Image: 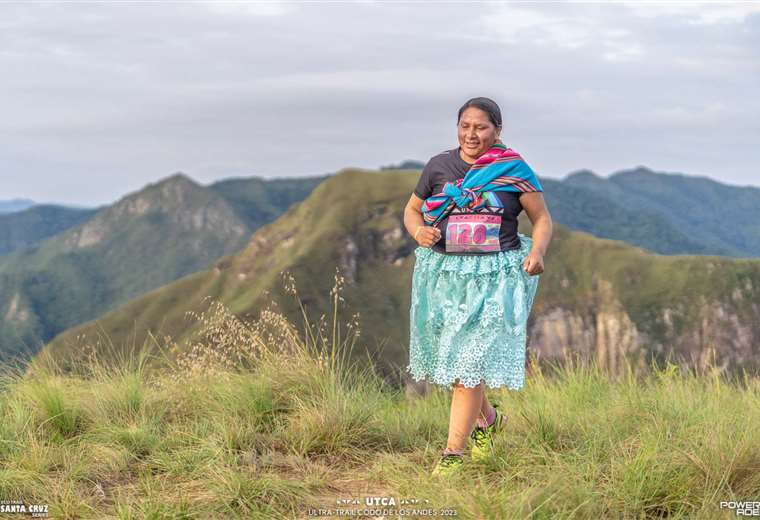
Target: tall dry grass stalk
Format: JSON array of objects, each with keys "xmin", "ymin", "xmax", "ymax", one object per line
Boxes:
[{"xmin": 157, "ymin": 266, "xmax": 367, "ymax": 387}]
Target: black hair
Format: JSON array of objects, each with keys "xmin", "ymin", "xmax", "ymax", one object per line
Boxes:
[{"xmin": 457, "ymin": 97, "xmax": 502, "ymax": 129}]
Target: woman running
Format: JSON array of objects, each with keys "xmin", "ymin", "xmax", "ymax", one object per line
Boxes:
[{"xmin": 403, "ymin": 97, "xmax": 553, "ymax": 476}]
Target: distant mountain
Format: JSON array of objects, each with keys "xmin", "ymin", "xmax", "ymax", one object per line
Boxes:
[
  {"xmin": 41, "ymin": 168, "xmax": 760, "ymax": 385},
  {"xmin": 0, "ymin": 172, "xmax": 327, "ymax": 361},
  {"xmin": 540, "ymin": 177, "xmax": 729, "ymax": 257},
  {"xmin": 0, "ymin": 205, "xmax": 100, "ymax": 256},
  {"xmin": 209, "ymin": 175, "xmax": 328, "ymax": 230},
  {"xmin": 561, "ymin": 167, "xmax": 760, "ymax": 257},
  {"xmin": 0, "ymin": 199, "xmax": 35, "ymax": 214},
  {"xmin": 380, "ymin": 160, "xmax": 425, "ymax": 170}
]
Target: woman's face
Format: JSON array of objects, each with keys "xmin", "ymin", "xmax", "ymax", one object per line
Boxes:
[{"xmin": 457, "ymin": 107, "xmax": 501, "ymax": 159}]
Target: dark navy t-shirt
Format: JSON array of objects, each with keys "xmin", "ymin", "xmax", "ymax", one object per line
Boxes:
[{"xmin": 413, "ymin": 146, "xmax": 527, "ymax": 255}]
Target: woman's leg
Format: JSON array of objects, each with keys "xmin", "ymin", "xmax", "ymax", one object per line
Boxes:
[
  {"xmin": 445, "ymin": 379, "xmax": 485, "ymax": 452},
  {"xmin": 479, "ymin": 385, "xmax": 495, "ymax": 426}
]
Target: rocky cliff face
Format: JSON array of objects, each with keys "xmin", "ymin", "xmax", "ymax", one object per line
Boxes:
[{"xmin": 528, "ymin": 281, "xmax": 759, "ymax": 377}]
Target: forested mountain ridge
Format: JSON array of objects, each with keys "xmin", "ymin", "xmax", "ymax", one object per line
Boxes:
[
  {"xmin": 0, "ymin": 172, "xmax": 326, "ymax": 361},
  {"xmin": 40, "ymin": 167, "xmax": 760, "ymax": 386}
]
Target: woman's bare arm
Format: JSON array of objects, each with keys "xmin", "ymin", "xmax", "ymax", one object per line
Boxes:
[
  {"xmin": 404, "ymin": 194, "xmax": 425, "ymax": 237},
  {"xmin": 404, "ymin": 194, "xmax": 441, "ymax": 248},
  {"xmin": 519, "ymin": 192, "xmax": 553, "ymax": 256}
]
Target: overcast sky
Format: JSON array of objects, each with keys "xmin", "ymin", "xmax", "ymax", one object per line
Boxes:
[{"xmin": 1, "ymin": 1, "xmax": 758, "ymax": 206}]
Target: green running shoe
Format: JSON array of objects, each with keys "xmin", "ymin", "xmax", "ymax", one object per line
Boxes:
[
  {"xmin": 470, "ymin": 403, "xmax": 506, "ymax": 460},
  {"xmin": 431, "ymin": 452, "xmax": 465, "ymax": 477}
]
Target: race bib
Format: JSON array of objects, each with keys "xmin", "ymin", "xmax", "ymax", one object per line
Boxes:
[{"xmin": 445, "ymin": 213, "xmax": 501, "ymax": 253}]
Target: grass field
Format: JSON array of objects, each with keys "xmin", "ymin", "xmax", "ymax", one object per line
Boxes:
[{"xmin": 1, "ymin": 279, "xmax": 759, "ymax": 519}]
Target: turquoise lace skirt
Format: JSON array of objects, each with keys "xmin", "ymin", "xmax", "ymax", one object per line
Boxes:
[{"xmin": 406, "ymin": 232, "xmax": 540, "ymax": 390}]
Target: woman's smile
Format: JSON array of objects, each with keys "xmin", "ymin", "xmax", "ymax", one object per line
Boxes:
[{"xmin": 457, "ymin": 106, "xmax": 501, "ymax": 162}]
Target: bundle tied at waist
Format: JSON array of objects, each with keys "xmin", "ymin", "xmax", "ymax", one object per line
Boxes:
[{"xmin": 421, "ymin": 141, "xmax": 544, "ymax": 227}]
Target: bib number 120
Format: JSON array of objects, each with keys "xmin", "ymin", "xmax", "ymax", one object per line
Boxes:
[{"xmin": 445, "ymin": 214, "xmax": 501, "ymax": 253}]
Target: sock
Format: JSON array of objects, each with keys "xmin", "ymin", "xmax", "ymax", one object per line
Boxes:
[
  {"xmin": 442, "ymin": 447, "xmax": 464, "ymax": 456},
  {"xmin": 477, "ymin": 405, "xmax": 496, "ymax": 429}
]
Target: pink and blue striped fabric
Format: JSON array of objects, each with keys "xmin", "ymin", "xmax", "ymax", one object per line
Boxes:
[{"xmin": 421, "ymin": 141, "xmax": 543, "ymax": 226}]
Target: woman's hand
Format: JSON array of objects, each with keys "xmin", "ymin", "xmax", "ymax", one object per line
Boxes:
[
  {"xmin": 523, "ymin": 249, "xmax": 544, "ymax": 275},
  {"xmin": 414, "ymin": 225, "xmax": 442, "ymax": 248}
]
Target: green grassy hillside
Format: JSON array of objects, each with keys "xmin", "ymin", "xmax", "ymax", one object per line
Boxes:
[
  {"xmin": 41, "ymin": 167, "xmax": 760, "ymax": 384},
  {"xmin": 3, "ymin": 295, "xmax": 759, "ymax": 518}
]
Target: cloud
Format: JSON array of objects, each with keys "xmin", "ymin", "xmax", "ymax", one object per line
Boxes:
[
  {"xmin": 0, "ymin": 2, "xmax": 757, "ymax": 204},
  {"xmin": 198, "ymin": 1, "xmax": 294, "ymax": 17},
  {"xmin": 622, "ymin": 2, "xmax": 760, "ymax": 25},
  {"xmin": 478, "ymin": 3, "xmax": 647, "ymax": 61}
]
